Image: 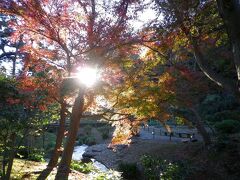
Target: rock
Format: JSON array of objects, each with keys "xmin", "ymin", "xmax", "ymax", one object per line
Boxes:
[
  {"xmin": 191, "ymin": 139, "xmax": 198, "ymax": 142},
  {"xmin": 116, "ymin": 158, "xmax": 122, "ymax": 163},
  {"xmin": 89, "ymin": 144, "xmax": 107, "ymax": 151},
  {"xmin": 83, "ymin": 144, "xmax": 109, "ymax": 158},
  {"xmin": 115, "ymin": 144, "xmax": 127, "ymax": 151},
  {"xmin": 81, "ymin": 157, "xmax": 92, "ymax": 163},
  {"xmin": 82, "ymin": 152, "xmax": 94, "ymax": 158},
  {"xmin": 181, "ymin": 139, "xmax": 189, "ymax": 143},
  {"xmin": 92, "ymin": 149, "xmax": 102, "ymax": 152},
  {"xmin": 130, "ymin": 138, "xmax": 138, "ymax": 144}
]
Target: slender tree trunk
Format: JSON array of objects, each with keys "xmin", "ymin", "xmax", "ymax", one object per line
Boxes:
[
  {"xmin": 2, "ymin": 153, "xmax": 6, "ymax": 178},
  {"xmin": 2, "ymin": 136, "xmax": 8, "ymax": 178},
  {"xmin": 181, "ymin": 22, "xmax": 237, "ymax": 95},
  {"xmin": 173, "ymin": 108, "xmax": 211, "ymax": 146},
  {"xmin": 55, "ymin": 89, "xmax": 85, "ymax": 180},
  {"xmin": 12, "ymin": 58, "xmax": 16, "ymax": 77},
  {"xmin": 162, "ymin": 122, "xmax": 172, "ymax": 133},
  {"xmin": 37, "ymin": 102, "xmax": 67, "ymax": 180},
  {"xmin": 190, "ymin": 108, "xmax": 211, "ymax": 146},
  {"xmin": 42, "ymin": 129, "xmax": 45, "ymax": 149},
  {"xmin": 191, "ymin": 38, "xmax": 240, "ymax": 101},
  {"xmin": 4, "ymin": 133, "xmax": 16, "ymax": 180},
  {"xmin": 192, "ymin": 38, "xmax": 236, "ymax": 92},
  {"xmin": 217, "ymin": 0, "xmax": 240, "ymax": 92}
]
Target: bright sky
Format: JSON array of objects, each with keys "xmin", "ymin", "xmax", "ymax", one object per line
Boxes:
[
  {"xmin": 130, "ymin": 1, "xmax": 158, "ymax": 30},
  {"xmin": 0, "ymin": 1, "xmax": 158, "ymax": 75}
]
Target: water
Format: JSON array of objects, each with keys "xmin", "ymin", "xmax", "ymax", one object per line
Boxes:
[
  {"xmin": 72, "ymin": 145, "xmax": 88, "ymax": 160},
  {"xmin": 72, "ymin": 145, "xmax": 108, "ymax": 172}
]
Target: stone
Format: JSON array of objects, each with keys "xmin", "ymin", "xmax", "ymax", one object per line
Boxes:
[
  {"xmin": 92, "ymin": 149, "xmax": 102, "ymax": 152},
  {"xmin": 115, "ymin": 144, "xmax": 127, "ymax": 151},
  {"xmin": 81, "ymin": 157, "xmax": 92, "ymax": 163},
  {"xmin": 181, "ymin": 139, "xmax": 189, "ymax": 143},
  {"xmin": 82, "ymin": 152, "xmax": 94, "ymax": 158}
]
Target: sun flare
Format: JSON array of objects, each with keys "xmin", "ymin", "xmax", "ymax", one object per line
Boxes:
[{"xmin": 77, "ymin": 67, "xmax": 99, "ymax": 87}]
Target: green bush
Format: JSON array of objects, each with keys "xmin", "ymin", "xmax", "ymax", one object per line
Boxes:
[
  {"xmin": 215, "ymin": 119, "xmax": 240, "ymax": 134},
  {"xmin": 101, "ymin": 132, "xmax": 109, "ymax": 140},
  {"xmin": 84, "ymin": 125, "xmax": 92, "ymax": 135},
  {"xmin": 28, "ymin": 151, "xmax": 45, "ymax": 162},
  {"xmin": 16, "ymin": 146, "xmax": 45, "ymax": 162},
  {"xmin": 32, "ymin": 132, "xmax": 57, "ymax": 156},
  {"xmin": 78, "ymin": 136, "xmax": 96, "ymax": 146},
  {"xmin": 70, "ymin": 160, "xmax": 94, "ymax": 174},
  {"xmin": 118, "ymin": 162, "xmax": 139, "ymax": 180},
  {"xmin": 97, "ymin": 126, "xmax": 111, "ymax": 139},
  {"xmin": 140, "ymin": 155, "xmax": 192, "ymax": 180},
  {"xmin": 91, "ymin": 170, "xmax": 122, "ymax": 180},
  {"xmin": 16, "ymin": 146, "xmax": 29, "ymax": 159}
]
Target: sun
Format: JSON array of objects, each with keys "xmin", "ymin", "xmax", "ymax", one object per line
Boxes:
[{"xmin": 77, "ymin": 67, "xmax": 99, "ymax": 87}]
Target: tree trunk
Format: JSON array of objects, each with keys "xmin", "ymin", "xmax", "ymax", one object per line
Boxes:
[
  {"xmin": 4, "ymin": 133, "xmax": 16, "ymax": 180},
  {"xmin": 37, "ymin": 102, "xmax": 67, "ymax": 180},
  {"xmin": 217, "ymin": 0, "xmax": 240, "ymax": 92},
  {"xmin": 173, "ymin": 108, "xmax": 211, "ymax": 146},
  {"xmin": 162, "ymin": 122, "xmax": 172, "ymax": 133},
  {"xmin": 180, "ymin": 23, "xmax": 238, "ymax": 95},
  {"xmin": 190, "ymin": 108, "xmax": 211, "ymax": 146},
  {"xmin": 2, "ymin": 136, "xmax": 8, "ymax": 178},
  {"xmin": 192, "ymin": 38, "xmax": 236, "ymax": 92},
  {"xmin": 12, "ymin": 58, "xmax": 16, "ymax": 77},
  {"xmin": 55, "ymin": 89, "xmax": 85, "ymax": 180},
  {"xmin": 191, "ymin": 37, "xmax": 240, "ymax": 101}
]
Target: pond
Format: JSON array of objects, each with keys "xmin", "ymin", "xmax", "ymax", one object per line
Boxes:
[{"xmin": 72, "ymin": 145, "xmax": 108, "ymax": 172}]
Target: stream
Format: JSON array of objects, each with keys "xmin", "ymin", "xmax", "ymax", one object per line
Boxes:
[{"xmin": 72, "ymin": 145, "xmax": 108, "ymax": 172}]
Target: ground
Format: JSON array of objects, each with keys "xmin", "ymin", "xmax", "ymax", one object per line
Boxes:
[
  {"xmin": 84, "ymin": 126, "xmax": 202, "ymax": 169},
  {"xmin": 6, "ymin": 128, "xmax": 240, "ymax": 180},
  {"xmin": 10, "ymin": 159, "xmax": 87, "ymax": 180},
  {"xmin": 84, "ymin": 136, "xmax": 240, "ymax": 180},
  {"xmin": 84, "ymin": 139, "xmax": 203, "ymax": 169}
]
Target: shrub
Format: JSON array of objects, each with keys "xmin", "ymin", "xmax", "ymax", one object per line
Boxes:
[
  {"xmin": 140, "ymin": 155, "xmax": 192, "ymax": 180},
  {"xmin": 91, "ymin": 170, "xmax": 122, "ymax": 180},
  {"xmin": 31, "ymin": 132, "xmax": 57, "ymax": 156},
  {"xmin": 70, "ymin": 160, "xmax": 94, "ymax": 174},
  {"xmin": 101, "ymin": 132, "xmax": 109, "ymax": 140},
  {"xmin": 16, "ymin": 146, "xmax": 29, "ymax": 159},
  {"xmin": 78, "ymin": 136, "xmax": 96, "ymax": 145},
  {"xmin": 84, "ymin": 125, "xmax": 92, "ymax": 135},
  {"xmin": 16, "ymin": 146, "xmax": 45, "ymax": 162},
  {"xmin": 28, "ymin": 148, "xmax": 45, "ymax": 162},
  {"xmin": 97, "ymin": 126, "xmax": 111, "ymax": 139},
  {"xmin": 28, "ymin": 151, "xmax": 45, "ymax": 162},
  {"xmin": 215, "ymin": 119, "xmax": 240, "ymax": 134},
  {"xmin": 118, "ymin": 162, "xmax": 139, "ymax": 180},
  {"xmin": 87, "ymin": 136, "xmax": 96, "ymax": 145}
]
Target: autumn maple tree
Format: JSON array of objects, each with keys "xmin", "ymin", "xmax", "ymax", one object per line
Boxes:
[
  {"xmin": 0, "ymin": 0, "xmax": 142, "ymax": 179},
  {"xmin": 0, "ymin": 71, "xmax": 59, "ymax": 179},
  {"xmin": 151, "ymin": 0, "xmax": 240, "ymax": 97},
  {"xmin": 1, "ymin": 0, "xmax": 240, "ymax": 179}
]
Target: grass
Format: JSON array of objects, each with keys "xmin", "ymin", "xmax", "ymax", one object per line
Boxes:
[
  {"xmin": 10, "ymin": 159, "xmax": 47, "ymax": 179},
  {"xmin": 1, "ymin": 158, "xmax": 87, "ymax": 180},
  {"xmin": 70, "ymin": 160, "xmax": 95, "ymax": 174}
]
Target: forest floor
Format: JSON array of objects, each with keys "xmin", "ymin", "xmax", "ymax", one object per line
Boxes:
[
  {"xmin": 6, "ymin": 132, "xmax": 240, "ymax": 180},
  {"xmin": 10, "ymin": 159, "xmax": 87, "ymax": 180}
]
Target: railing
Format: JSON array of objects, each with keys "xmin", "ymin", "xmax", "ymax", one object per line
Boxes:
[{"xmin": 142, "ymin": 125, "xmax": 197, "ymax": 141}]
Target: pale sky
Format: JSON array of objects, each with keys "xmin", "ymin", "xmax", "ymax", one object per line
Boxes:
[{"xmin": 0, "ymin": 1, "xmax": 158, "ymax": 75}]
